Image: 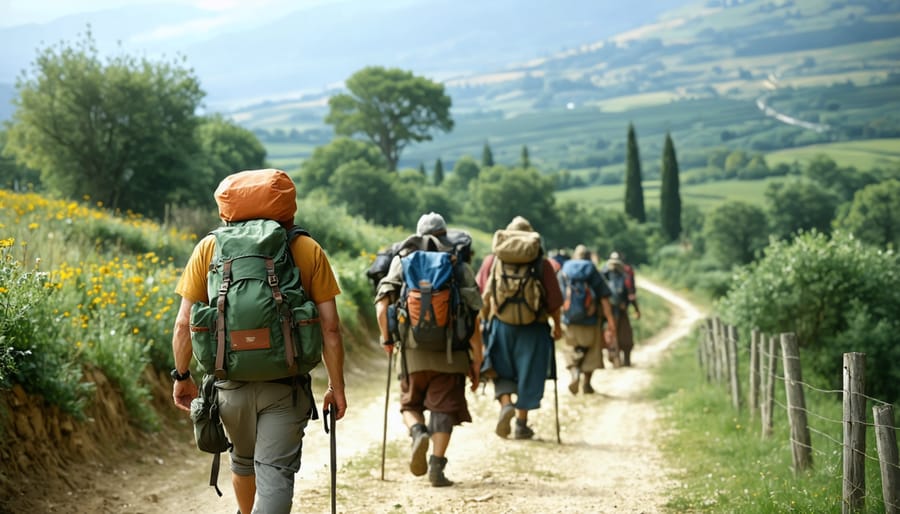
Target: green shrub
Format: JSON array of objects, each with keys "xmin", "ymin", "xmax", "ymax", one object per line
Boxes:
[
  {"xmin": 0, "ymin": 242, "xmax": 93, "ymax": 416},
  {"xmin": 718, "ymin": 231, "xmax": 900, "ymax": 401}
]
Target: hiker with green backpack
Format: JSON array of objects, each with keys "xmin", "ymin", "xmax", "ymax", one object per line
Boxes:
[
  {"xmin": 171, "ymin": 169, "xmax": 347, "ymax": 514},
  {"xmin": 557, "ymin": 244, "xmax": 617, "ymax": 395},
  {"xmin": 374, "ymin": 212, "xmax": 483, "ymax": 487},
  {"xmin": 476, "ymin": 215, "xmax": 564, "ymax": 440}
]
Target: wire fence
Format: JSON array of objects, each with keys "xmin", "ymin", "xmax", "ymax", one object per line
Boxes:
[{"xmin": 697, "ymin": 317, "xmax": 900, "ymax": 513}]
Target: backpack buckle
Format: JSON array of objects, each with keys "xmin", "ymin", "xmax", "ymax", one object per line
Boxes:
[{"xmin": 268, "ymin": 275, "xmax": 279, "ymax": 287}]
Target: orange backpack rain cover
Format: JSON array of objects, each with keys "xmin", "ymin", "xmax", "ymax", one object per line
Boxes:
[{"xmin": 214, "ymin": 169, "xmax": 297, "ymax": 223}]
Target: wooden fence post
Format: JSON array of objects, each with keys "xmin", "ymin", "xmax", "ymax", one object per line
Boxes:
[
  {"xmin": 873, "ymin": 404, "xmax": 899, "ymax": 514},
  {"xmin": 749, "ymin": 328, "xmax": 760, "ymax": 419},
  {"xmin": 781, "ymin": 333, "xmax": 812, "ymax": 472},
  {"xmin": 762, "ymin": 334, "xmax": 777, "ymax": 439},
  {"xmin": 704, "ymin": 319, "xmax": 714, "ymax": 382},
  {"xmin": 842, "ymin": 352, "xmax": 867, "ymax": 513},
  {"xmin": 728, "ymin": 324, "xmax": 741, "ymax": 410},
  {"xmin": 712, "ymin": 317, "xmax": 722, "ymax": 383}
]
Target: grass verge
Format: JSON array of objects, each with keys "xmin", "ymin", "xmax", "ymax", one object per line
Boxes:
[{"xmin": 650, "ymin": 333, "xmax": 893, "ymax": 513}]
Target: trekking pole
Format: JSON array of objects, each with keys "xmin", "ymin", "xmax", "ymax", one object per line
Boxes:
[
  {"xmin": 324, "ymin": 405, "xmax": 337, "ymax": 514},
  {"xmin": 554, "ymin": 374, "xmax": 561, "ymax": 444},
  {"xmin": 380, "ymin": 350, "xmax": 394, "ymax": 481},
  {"xmin": 549, "ymin": 339, "xmax": 561, "ymax": 445}
]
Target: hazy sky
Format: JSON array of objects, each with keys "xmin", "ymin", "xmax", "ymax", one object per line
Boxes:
[{"xmin": 0, "ymin": 0, "xmax": 353, "ymax": 27}]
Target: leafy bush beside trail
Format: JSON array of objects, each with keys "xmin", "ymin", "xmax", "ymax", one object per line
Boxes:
[{"xmin": 717, "ymin": 231, "xmax": 900, "ymax": 402}]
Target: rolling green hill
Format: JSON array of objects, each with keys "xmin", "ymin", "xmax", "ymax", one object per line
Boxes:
[{"xmin": 247, "ymin": 0, "xmax": 900, "ymax": 194}]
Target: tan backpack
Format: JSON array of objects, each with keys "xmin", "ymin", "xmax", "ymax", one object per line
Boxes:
[{"xmin": 482, "ymin": 229, "xmax": 546, "ymax": 325}]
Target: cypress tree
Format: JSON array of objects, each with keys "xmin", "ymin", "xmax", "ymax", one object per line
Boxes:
[
  {"xmin": 521, "ymin": 145, "xmax": 530, "ymax": 169},
  {"xmin": 418, "ymin": 162, "xmax": 427, "ymax": 176},
  {"xmin": 660, "ymin": 132, "xmax": 682, "ymax": 241},
  {"xmin": 434, "ymin": 158, "xmax": 444, "ymax": 185},
  {"xmin": 482, "ymin": 141, "xmax": 495, "ymax": 168},
  {"xmin": 624, "ymin": 123, "xmax": 646, "ymax": 223}
]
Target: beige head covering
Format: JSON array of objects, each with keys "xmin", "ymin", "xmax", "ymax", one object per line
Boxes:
[
  {"xmin": 608, "ymin": 251, "xmax": 624, "ymax": 269},
  {"xmin": 506, "ymin": 215, "xmax": 534, "ymax": 232},
  {"xmin": 416, "ymin": 212, "xmax": 448, "ymax": 236},
  {"xmin": 572, "ymin": 244, "xmax": 591, "ymax": 260}
]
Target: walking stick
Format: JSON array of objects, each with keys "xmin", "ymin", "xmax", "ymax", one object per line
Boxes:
[
  {"xmin": 549, "ymin": 336, "xmax": 561, "ymax": 445},
  {"xmin": 324, "ymin": 405, "xmax": 337, "ymax": 514},
  {"xmin": 380, "ymin": 351, "xmax": 394, "ymax": 480},
  {"xmin": 554, "ymin": 373, "xmax": 561, "ymax": 444}
]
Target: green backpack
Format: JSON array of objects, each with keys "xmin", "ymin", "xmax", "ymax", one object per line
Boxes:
[{"xmin": 190, "ymin": 219, "xmax": 323, "ymax": 381}]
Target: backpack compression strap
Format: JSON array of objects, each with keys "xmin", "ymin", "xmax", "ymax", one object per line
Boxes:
[
  {"xmin": 214, "ymin": 260, "xmax": 233, "ymax": 380},
  {"xmin": 265, "ymin": 257, "xmax": 298, "ymax": 374},
  {"xmin": 491, "ymin": 257, "xmax": 542, "ymax": 320}
]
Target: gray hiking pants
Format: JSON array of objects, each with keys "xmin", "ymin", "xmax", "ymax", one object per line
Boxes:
[{"xmin": 217, "ymin": 379, "xmax": 312, "ymax": 514}]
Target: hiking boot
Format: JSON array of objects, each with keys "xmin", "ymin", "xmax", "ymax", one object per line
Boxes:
[
  {"xmin": 568, "ymin": 368, "xmax": 580, "ymax": 395},
  {"xmin": 513, "ymin": 418, "xmax": 534, "ymax": 440},
  {"xmin": 427, "ymin": 455, "xmax": 453, "ymax": 487},
  {"xmin": 409, "ymin": 423, "xmax": 429, "ymax": 476},
  {"xmin": 583, "ymin": 371, "xmax": 595, "ymax": 394},
  {"xmin": 495, "ymin": 403, "xmax": 515, "ymax": 438}
]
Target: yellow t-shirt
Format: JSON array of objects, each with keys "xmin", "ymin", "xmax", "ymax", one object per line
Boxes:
[{"xmin": 175, "ymin": 232, "xmax": 341, "ymax": 305}]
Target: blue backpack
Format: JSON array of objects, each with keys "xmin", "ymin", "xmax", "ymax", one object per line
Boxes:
[
  {"xmin": 560, "ymin": 260, "xmax": 598, "ymax": 325},
  {"xmin": 393, "ymin": 236, "xmax": 475, "ymax": 362},
  {"xmin": 604, "ymin": 269, "xmax": 628, "ymax": 310}
]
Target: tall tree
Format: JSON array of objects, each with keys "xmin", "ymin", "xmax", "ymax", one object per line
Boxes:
[
  {"xmin": 6, "ymin": 30, "xmax": 204, "ymax": 218},
  {"xmin": 765, "ymin": 180, "xmax": 840, "ymax": 239},
  {"xmin": 659, "ymin": 132, "xmax": 682, "ymax": 241},
  {"xmin": 299, "ymin": 137, "xmax": 386, "ymax": 193},
  {"xmin": 325, "ymin": 66, "xmax": 453, "ymax": 171},
  {"xmin": 0, "ymin": 130, "xmax": 41, "ymax": 191},
  {"xmin": 521, "ymin": 145, "xmax": 530, "ymax": 169},
  {"xmin": 482, "ymin": 141, "xmax": 494, "ymax": 168},
  {"xmin": 836, "ymin": 179, "xmax": 900, "ymax": 248},
  {"xmin": 433, "ymin": 158, "xmax": 444, "ymax": 185},
  {"xmin": 469, "ymin": 165, "xmax": 557, "ymax": 232},
  {"xmin": 703, "ymin": 201, "xmax": 769, "ymax": 267},
  {"xmin": 193, "ymin": 115, "xmax": 267, "ymax": 201},
  {"xmin": 418, "ymin": 162, "xmax": 427, "ymax": 176},
  {"xmin": 624, "ymin": 123, "xmax": 646, "ymax": 222}
]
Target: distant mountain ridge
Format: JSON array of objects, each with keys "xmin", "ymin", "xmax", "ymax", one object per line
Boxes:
[{"xmin": 0, "ymin": 0, "xmax": 688, "ymax": 109}]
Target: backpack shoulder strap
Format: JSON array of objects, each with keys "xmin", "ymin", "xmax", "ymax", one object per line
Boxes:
[{"xmin": 287, "ymin": 225, "xmax": 311, "ymax": 241}]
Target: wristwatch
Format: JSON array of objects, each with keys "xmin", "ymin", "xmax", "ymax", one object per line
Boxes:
[
  {"xmin": 170, "ymin": 368, "xmax": 191, "ymax": 381},
  {"xmin": 381, "ymin": 337, "xmax": 394, "ymax": 346}
]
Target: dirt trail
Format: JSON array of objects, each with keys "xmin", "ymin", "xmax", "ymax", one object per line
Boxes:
[{"xmin": 34, "ymin": 278, "xmax": 703, "ymax": 513}]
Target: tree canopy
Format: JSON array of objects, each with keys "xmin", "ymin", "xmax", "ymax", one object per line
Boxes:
[
  {"xmin": 837, "ymin": 179, "xmax": 900, "ymax": 249},
  {"xmin": 6, "ymin": 30, "xmax": 204, "ymax": 218},
  {"xmin": 765, "ymin": 180, "xmax": 840, "ymax": 239},
  {"xmin": 703, "ymin": 201, "xmax": 769, "ymax": 267},
  {"xmin": 299, "ymin": 137, "xmax": 386, "ymax": 193},
  {"xmin": 468, "ymin": 165, "xmax": 557, "ymax": 233},
  {"xmin": 325, "ymin": 67, "xmax": 453, "ymax": 171}
]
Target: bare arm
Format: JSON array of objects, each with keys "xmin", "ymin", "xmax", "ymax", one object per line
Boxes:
[
  {"xmin": 549, "ymin": 308, "xmax": 562, "ymax": 340},
  {"xmin": 601, "ymin": 297, "xmax": 617, "ymax": 340},
  {"xmin": 317, "ymin": 299, "xmax": 347, "ymax": 420},
  {"xmin": 468, "ymin": 318, "xmax": 483, "ymax": 391},
  {"xmin": 375, "ymin": 296, "xmax": 394, "ymax": 355},
  {"xmin": 171, "ymin": 297, "xmax": 198, "ymax": 412}
]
